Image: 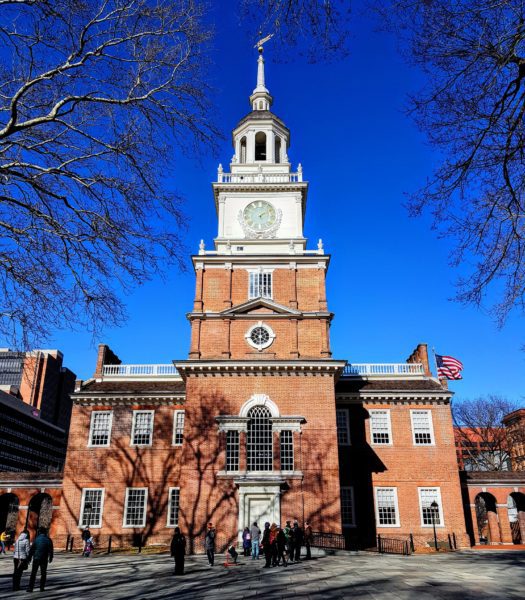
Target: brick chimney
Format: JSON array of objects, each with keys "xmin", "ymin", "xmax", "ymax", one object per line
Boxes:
[
  {"xmin": 94, "ymin": 344, "xmax": 121, "ymax": 379},
  {"xmin": 406, "ymin": 343, "xmax": 431, "ymax": 376}
]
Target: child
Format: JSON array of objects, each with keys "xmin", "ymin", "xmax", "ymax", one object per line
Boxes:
[{"xmin": 83, "ymin": 536, "xmax": 95, "ymax": 557}]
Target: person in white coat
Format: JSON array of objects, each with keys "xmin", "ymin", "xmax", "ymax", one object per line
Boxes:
[{"xmin": 12, "ymin": 530, "xmax": 31, "ymax": 591}]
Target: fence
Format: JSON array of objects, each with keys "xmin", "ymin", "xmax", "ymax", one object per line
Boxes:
[{"xmin": 376, "ymin": 535, "xmax": 411, "ymax": 556}]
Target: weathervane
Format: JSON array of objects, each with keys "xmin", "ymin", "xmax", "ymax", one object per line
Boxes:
[{"xmin": 254, "ymin": 32, "xmax": 274, "ymax": 54}]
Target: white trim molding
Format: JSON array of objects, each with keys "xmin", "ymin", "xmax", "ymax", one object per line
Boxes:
[{"xmin": 240, "ymin": 394, "xmax": 280, "ymax": 418}]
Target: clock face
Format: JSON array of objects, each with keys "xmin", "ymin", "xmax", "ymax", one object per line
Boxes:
[{"xmin": 243, "ymin": 201, "xmax": 277, "ymax": 231}]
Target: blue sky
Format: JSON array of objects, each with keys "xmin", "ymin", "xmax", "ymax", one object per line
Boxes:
[{"xmin": 37, "ymin": 7, "xmax": 524, "ymax": 404}]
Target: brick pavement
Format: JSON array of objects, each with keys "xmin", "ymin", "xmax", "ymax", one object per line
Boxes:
[{"xmin": 0, "ymin": 549, "xmax": 524, "ymax": 599}]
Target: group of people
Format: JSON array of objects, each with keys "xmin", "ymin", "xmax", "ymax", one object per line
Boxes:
[
  {"xmin": 3, "ymin": 527, "xmax": 54, "ymax": 592},
  {"xmin": 258, "ymin": 520, "xmax": 313, "ymax": 567}
]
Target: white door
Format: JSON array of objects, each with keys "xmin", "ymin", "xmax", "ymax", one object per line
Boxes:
[{"xmin": 248, "ymin": 496, "xmax": 274, "ymax": 528}]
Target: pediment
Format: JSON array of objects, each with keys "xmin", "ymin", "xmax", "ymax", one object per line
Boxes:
[{"xmin": 220, "ymin": 297, "xmax": 301, "ymax": 316}]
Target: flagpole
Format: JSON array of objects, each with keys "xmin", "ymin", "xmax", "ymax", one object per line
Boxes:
[{"xmin": 432, "ymin": 347, "xmax": 439, "ymax": 380}]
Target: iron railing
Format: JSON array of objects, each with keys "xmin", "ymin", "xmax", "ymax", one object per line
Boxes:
[{"xmin": 377, "ymin": 534, "xmax": 412, "ymax": 555}]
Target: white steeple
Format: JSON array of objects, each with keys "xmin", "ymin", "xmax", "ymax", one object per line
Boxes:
[{"xmin": 250, "ymin": 46, "xmax": 272, "ymax": 111}]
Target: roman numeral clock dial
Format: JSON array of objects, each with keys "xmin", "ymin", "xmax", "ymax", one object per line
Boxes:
[{"xmin": 243, "ymin": 200, "xmax": 276, "ymax": 231}]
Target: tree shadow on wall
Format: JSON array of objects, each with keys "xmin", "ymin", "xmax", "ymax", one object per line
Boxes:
[
  {"xmin": 179, "ymin": 391, "xmax": 239, "ymax": 554},
  {"xmin": 59, "ymin": 392, "xmax": 238, "ymax": 553}
]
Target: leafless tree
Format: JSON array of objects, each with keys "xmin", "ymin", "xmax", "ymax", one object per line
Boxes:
[
  {"xmin": 240, "ymin": 0, "xmax": 351, "ymax": 61},
  {"xmin": 453, "ymin": 395, "xmax": 519, "ymax": 471},
  {"xmin": 0, "ymin": 0, "xmax": 217, "ymax": 347},
  {"xmin": 382, "ymin": 1, "xmax": 525, "ymax": 326}
]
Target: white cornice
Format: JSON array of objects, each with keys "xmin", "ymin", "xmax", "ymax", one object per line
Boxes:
[
  {"xmin": 174, "ymin": 359, "xmax": 347, "ymax": 380},
  {"xmin": 73, "ymin": 395, "xmax": 184, "ymax": 406}
]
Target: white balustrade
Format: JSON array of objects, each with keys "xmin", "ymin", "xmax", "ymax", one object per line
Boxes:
[
  {"xmin": 103, "ymin": 364, "xmax": 179, "ymax": 377},
  {"xmin": 342, "ymin": 363, "xmax": 425, "ymax": 377},
  {"xmin": 217, "ymin": 171, "xmax": 303, "ymax": 184}
]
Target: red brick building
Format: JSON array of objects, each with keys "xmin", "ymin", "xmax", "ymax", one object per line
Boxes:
[{"xmin": 3, "ymin": 51, "xmax": 475, "ymax": 551}]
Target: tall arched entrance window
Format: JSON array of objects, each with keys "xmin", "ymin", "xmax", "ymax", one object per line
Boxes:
[{"xmin": 247, "ymin": 405, "xmax": 273, "ymax": 471}]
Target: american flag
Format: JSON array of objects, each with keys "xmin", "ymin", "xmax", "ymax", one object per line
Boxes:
[{"xmin": 435, "ymin": 354, "xmax": 463, "ymax": 380}]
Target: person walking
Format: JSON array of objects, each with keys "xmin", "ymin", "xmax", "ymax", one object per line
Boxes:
[
  {"xmin": 170, "ymin": 527, "xmax": 186, "ymax": 575},
  {"xmin": 205, "ymin": 523, "xmax": 216, "ymax": 566},
  {"xmin": 284, "ymin": 520, "xmax": 294, "ymax": 563},
  {"xmin": 304, "ymin": 521, "xmax": 313, "ymax": 560},
  {"xmin": 293, "ymin": 520, "xmax": 303, "ymax": 562},
  {"xmin": 250, "ymin": 522, "xmax": 261, "ymax": 560},
  {"xmin": 27, "ymin": 527, "xmax": 53, "ymax": 593},
  {"xmin": 269, "ymin": 523, "xmax": 278, "ymax": 567},
  {"xmin": 12, "ymin": 530, "xmax": 31, "ymax": 591},
  {"xmin": 276, "ymin": 527, "xmax": 288, "ymax": 567},
  {"xmin": 242, "ymin": 527, "xmax": 251, "ymax": 557},
  {"xmin": 262, "ymin": 522, "xmax": 271, "ymax": 568},
  {"xmin": 81, "ymin": 527, "xmax": 91, "ymax": 544}
]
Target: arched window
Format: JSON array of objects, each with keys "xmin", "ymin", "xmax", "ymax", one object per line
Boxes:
[
  {"xmin": 255, "ymin": 132, "xmax": 267, "ymax": 161},
  {"xmin": 274, "ymin": 136, "xmax": 281, "ymax": 164},
  {"xmin": 247, "ymin": 406, "xmax": 272, "ymax": 471},
  {"xmin": 240, "ymin": 136, "xmax": 247, "ymax": 164}
]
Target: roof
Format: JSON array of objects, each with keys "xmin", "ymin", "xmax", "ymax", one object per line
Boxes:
[
  {"xmin": 78, "ymin": 380, "xmax": 185, "ymax": 394},
  {"xmin": 0, "ymin": 471, "xmax": 63, "ymax": 485},
  {"xmin": 234, "ymin": 110, "xmax": 288, "ymax": 132},
  {"xmin": 460, "ymin": 470, "xmax": 525, "ymax": 485},
  {"xmin": 336, "ymin": 378, "xmax": 446, "ymax": 393}
]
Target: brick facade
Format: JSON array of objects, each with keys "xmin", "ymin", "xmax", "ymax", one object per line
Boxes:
[{"xmin": 2, "ymin": 53, "xmax": 491, "ymax": 554}]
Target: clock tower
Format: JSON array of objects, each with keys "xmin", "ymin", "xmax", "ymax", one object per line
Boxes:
[{"xmin": 176, "ymin": 47, "xmax": 345, "ymax": 548}]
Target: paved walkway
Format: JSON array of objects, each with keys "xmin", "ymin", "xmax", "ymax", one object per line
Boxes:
[{"xmin": 1, "ymin": 549, "xmax": 524, "ymax": 599}]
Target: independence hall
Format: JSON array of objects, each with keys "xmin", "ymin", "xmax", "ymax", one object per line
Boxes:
[{"xmin": 1, "ymin": 51, "xmax": 524, "ymax": 552}]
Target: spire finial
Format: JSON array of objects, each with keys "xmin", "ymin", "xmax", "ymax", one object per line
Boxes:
[{"xmin": 251, "ymin": 33, "xmax": 274, "ymax": 110}]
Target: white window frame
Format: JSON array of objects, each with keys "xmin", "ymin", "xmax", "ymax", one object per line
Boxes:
[
  {"xmin": 418, "ymin": 487, "xmax": 444, "ymax": 528},
  {"xmin": 123, "ymin": 487, "xmax": 148, "ymax": 528},
  {"xmin": 88, "ymin": 411, "xmax": 113, "ymax": 447},
  {"xmin": 279, "ymin": 429, "xmax": 294, "ymax": 472},
  {"xmin": 167, "ymin": 487, "xmax": 180, "ymax": 527},
  {"xmin": 336, "ymin": 408, "xmax": 351, "ymax": 446},
  {"xmin": 410, "ymin": 409, "xmax": 435, "ymax": 446},
  {"xmin": 79, "ymin": 488, "xmax": 105, "ymax": 529},
  {"xmin": 130, "ymin": 410, "xmax": 155, "ymax": 447},
  {"xmin": 369, "ymin": 409, "xmax": 393, "ymax": 446},
  {"xmin": 248, "ymin": 269, "xmax": 273, "ymax": 299},
  {"xmin": 172, "ymin": 410, "xmax": 185, "ymax": 446},
  {"xmin": 341, "ymin": 486, "xmax": 356, "ymax": 528},
  {"xmin": 374, "ymin": 487, "xmax": 400, "ymax": 528}
]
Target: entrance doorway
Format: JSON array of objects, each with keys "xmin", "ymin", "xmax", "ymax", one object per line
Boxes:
[{"xmin": 237, "ymin": 483, "xmax": 281, "ymax": 543}]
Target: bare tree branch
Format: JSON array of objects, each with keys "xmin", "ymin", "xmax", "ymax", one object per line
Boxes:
[
  {"xmin": 382, "ymin": 1, "xmax": 525, "ymax": 326},
  {"xmin": 0, "ymin": 0, "xmax": 219, "ymax": 347},
  {"xmin": 453, "ymin": 395, "xmax": 519, "ymax": 471},
  {"xmin": 240, "ymin": 0, "xmax": 351, "ymax": 62}
]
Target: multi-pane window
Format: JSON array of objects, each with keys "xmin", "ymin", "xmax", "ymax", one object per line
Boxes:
[
  {"xmin": 80, "ymin": 489, "xmax": 104, "ymax": 528},
  {"xmin": 341, "ymin": 486, "xmax": 356, "ymax": 526},
  {"xmin": 370, "ymin": 410, "xmax": 392, "ymax": 445},
  {"xmin": 226, "ymin": 430, "xmax": 240, "ymax": 472},
  {"xmin": 167, "ymin": 488, "xmax": 180, "ymax": 527},
  {"xmin": 172, "ymin": 411, "xmax": 185, "ymax": 446},
  {"xmin": 411, "ymin": 410, "xmax": 434, "ymax": 445},
  {"xmin": 280, "ymin": 430, "xmax": 294, "ymax": 472},
  {"xmin": 419, "ymin": 488, "xmax": 443, "ymax": 526},
  {"xmin": 336, "ymin": 409, "xmax": 351, "ymax": 445},
  {"xmin": 375, "ymin": 487, "xmax": 399, "ymax": 527},
  {"xmin": 247, "ymin": 406, "xmax": 273, "ymax": 471},
  {"xmin": 89, "ymin": 411, "xmax": 113, "ymax": 446},
  {"xmin": 249, "ymin": 271, "xmax": 272, "ymax": 299},
  {"xmin": 131, "ymin": 411, "xmax": 154, "ymax": 446},
  {"xmin": 124, "ymin": 488, "xmax": 147, "ymax": 527}
]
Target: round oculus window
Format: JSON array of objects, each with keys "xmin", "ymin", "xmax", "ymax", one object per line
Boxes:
[
  {"xmin": 250, "ymin": 326, "xmax": 270, "ymax": 346},
  {"xmin": 245, "ymin": 321, "xmax": 275, "ymax": 351}
]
